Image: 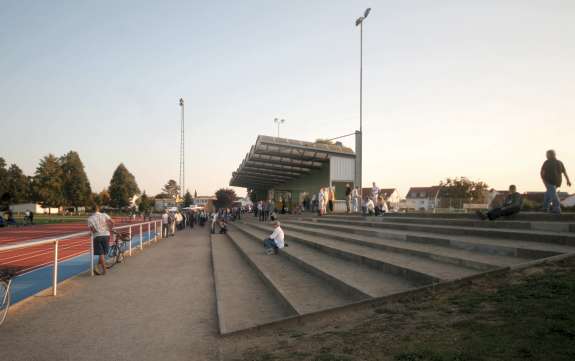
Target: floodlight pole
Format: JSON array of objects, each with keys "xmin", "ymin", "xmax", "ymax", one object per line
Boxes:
[
  {"xmin": 274, "ymin": 118, "xmax": 285, "ymax": 138},
  {"xmin": 179, "ymin": 98, "xmax": 185, "ymax": 198},
  {"xmin": 355, "ymin": 8, "xmax": 370, "ymax": 190}
]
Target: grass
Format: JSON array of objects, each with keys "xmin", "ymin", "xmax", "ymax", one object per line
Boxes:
[
  {"xmin": 237, "ymin": 257, "xmax": 575, "ymax": 361},
  {"xmin": 9, "ymin": 214, "xmax": 87, "ymax": 225}
]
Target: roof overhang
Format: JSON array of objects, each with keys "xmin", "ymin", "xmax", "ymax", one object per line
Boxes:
[{"xmin": 230, "ymin": 135, "xmax": 355, "ymax": 189}]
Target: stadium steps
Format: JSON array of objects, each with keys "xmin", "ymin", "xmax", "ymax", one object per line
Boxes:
[
  {"xmin": 225, "ymin": 226, "xmax": 363, "ymax": 315},
  {"xmin": 284, "ymin": 219, "xmax": 572, "ymax": 259},
  {"xmin": 369, "ymin": 216, "xmax": 575, "ymax": 233},
  {"xmin": 268, "ymin": 221, "xmax": 525, "ymax": 271},
  {"xmin": 210, "ymin": 234, "xmax": 296, "ymax": 334},
  {"xmin": 236, "ymin": 222, "xmax": 417, "ymax": 298},
  {"xmin": 380, "ymin": 212, "xmax": 575, "ymax": 222},
  {"xmin": 241, "ymin": 221, "xmax": 478, "ymax": 283},
  {"xmin": 312, "ymin": 217, "xmax": 575, "ymax": 247}
]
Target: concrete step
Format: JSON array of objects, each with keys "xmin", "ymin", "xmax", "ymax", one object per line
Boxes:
[
  {"xmin": 241, "ymin": 221, "xmax": 478, "ymax": 283},
  {"xmin": 226, "ymin": 227, "xmax": 361, "ymax": 315},
  {"xmin": 313, "ymin": 217, "xmax": 575, "ymax": 246},
  {"xmin": 372, "ymin": 216, "xmax": 575, "ymax": 233},
  {"xmin": 275, "ymin": 221, "xmax": 526, "ymax": 271},
  {"xmin": 370, "ymin": 212, "xmax": 575, "ymax": 222},
  {"xmin": 284, "ymin": 219, "xmax": 573, "ymax": 260},
  {"xmin": 210, "ymin": 234, "xmax": 296, "ymax": 334},
  {"xmin": 237, "ymin": 223, "xmax": 417, "ymax": 298}
]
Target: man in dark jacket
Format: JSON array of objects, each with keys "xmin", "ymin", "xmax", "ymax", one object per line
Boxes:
[
  {"xmin": 541, "ymin": 150, "xmax": 571, "ymax": 214},
  {"xmin": 477, "ymin": 185, "xmax": 523, "ymax": 221}
]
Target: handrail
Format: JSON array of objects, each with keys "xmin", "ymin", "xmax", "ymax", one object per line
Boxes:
[
  {"xmin": 0, "ymin": 220, "xmax": 163, "ymax": 298},
  {"xmin": 0, "ymin": 221, "xmax": 156, "ymax": 252}
]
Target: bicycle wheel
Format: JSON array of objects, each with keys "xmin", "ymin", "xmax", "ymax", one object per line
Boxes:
[
  {"xmin": 105, "ymin": 246, "xmax": 119, "ymax": 268},
  {"xmin": 0, "ymin": 280, "xmax": 11, "ymax": 326}
]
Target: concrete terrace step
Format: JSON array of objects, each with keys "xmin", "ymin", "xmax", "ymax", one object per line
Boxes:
[
  {"xmin": 372, "ymin": 216, "xmax": 575, "ymax": 233},
  {"xmin": 226, "ymin": 227, "xmax": 360, "ymax": 315},
  {"xmin": 210, "ymin": 234, "xmax": 296, "ymax": 334},
  {"xmin": 284, "ymin": 219, "xmax": 575, "ymax": 259},
  {"xmin": 313, "ymin": 217, "xmax": 575, "ymax": 246},
  {"xmin": 376, "ymin": 212, "xmax": 575, "ymax": 222},
  {"xmin": 275, "ymin": 221, "xmax": 526, "ymax": 271},
  {"xmin": 242, "ymin": 221, "xmax": 478, "ymax": 283},
  {"xmin": 237, "ymin": 223, "xmax": 417, "ymax": 298}
]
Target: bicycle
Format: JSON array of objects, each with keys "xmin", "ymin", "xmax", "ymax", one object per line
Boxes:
[
  {"xmin": 104, "ymin": 231, "xmax": 131, "ymax": 269},
  {"xmin": 0, "ymin": 268, "xmax": 17, "ymax": 326}
]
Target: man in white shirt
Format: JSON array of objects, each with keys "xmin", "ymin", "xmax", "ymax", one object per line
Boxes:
[
  {"xmin": 371, "ymin": 182, "xmax": 380, "ymax": 202},
  {"xmin": 161, "ymin": 210, "xmax": 169, "ymax": 238},
  {"xmin": 88, "ymin": 206, "xmax": 114, "ymax": 275},
  {"xmin": 264, "ymin": 221, "xmax": 285, "ymax": 255}
]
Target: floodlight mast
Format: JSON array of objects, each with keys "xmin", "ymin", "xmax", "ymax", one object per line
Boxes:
[{"xmin": 354, "ymin": 7, "xmax": 370, "ymax": 190}]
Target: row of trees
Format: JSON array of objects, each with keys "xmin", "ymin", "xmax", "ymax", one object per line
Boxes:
[
  {"xmin": 0, "ymin": 153, "xmax": 141, "ymax": 212},
  {"xmin": 0, "ymin": 152, "xmax": 92, "ymax": 211}
]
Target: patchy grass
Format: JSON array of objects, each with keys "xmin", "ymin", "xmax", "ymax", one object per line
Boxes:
[{"xmin": 236, "ymin": 257, "xmax": 575, "ymax": 361}]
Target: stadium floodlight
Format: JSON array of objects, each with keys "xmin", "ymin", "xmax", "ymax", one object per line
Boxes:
[{"xmin": 273, "ymin": 118, "xmax": 285, "ymax": 138}]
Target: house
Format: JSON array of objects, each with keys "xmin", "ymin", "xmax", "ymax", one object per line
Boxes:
[
  {"xmin": 405, "ymin": 186, "xmax": 441, "ymax": 211},
  {"xmin": 562, "ymin": 195, "xmax": 575, "ymax": 208},
  {"xmin": 193, "ymin": 196, "xmax": 216, "ymax": 207},
  {"xmin": 361, "ymin": 187, "xmax": 401, "ymax": 210}
]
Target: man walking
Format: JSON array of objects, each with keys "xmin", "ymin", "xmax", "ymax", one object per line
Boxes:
[
  {"xmin": 88, "ymin": 205, "xmax": 114, "ymax": 275},
  {"xmin": 161, "ymin": 210, "xmax": 169, "ymax": 238},
  {"xmin": 541, "ymin": 150, "xmax": 571, "ymax": 214}
]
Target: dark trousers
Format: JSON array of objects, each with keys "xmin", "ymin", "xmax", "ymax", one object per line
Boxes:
[
  {"xmin": 328, "ymin": 200, "xmax": 333, "ymax": 212},
  {"xmin": 487, "ymin": 206, "xmax": 520, "ymax": 220},
  {"xmin": 162, "ymin": 224, "xmax": 169, "ymax": 238}
]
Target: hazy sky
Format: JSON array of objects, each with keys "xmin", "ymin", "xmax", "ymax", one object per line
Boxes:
[{"xmin": 1, "ymin": 0, "xmax": 574, "ymax": 198}]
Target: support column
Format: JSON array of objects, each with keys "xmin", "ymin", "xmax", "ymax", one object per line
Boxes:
[{"xmin": 355, "ymin": 130, "xmax": 362, "ymax": 189}]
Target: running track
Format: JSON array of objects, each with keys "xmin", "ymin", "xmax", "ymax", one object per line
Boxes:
[{"xmin": 0, "ymin": 218, "xmax": 152, "ymax": 275}]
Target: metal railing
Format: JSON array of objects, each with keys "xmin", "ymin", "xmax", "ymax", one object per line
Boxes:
[{"xmin": 0, "ymin": 220, "xmax": 162, "ymax": 297}]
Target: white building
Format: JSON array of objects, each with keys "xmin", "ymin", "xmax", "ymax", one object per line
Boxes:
[
  {"xmin": 405, "ymin": 187, "xmax": 441, "ymax": 211},
  {"xmin": 9, "ymin": 203, "xmax": 59, "ymax": 214},
  {"xmin": 154, "ymin": 198, "xmax": 177, "ymax": 212}
]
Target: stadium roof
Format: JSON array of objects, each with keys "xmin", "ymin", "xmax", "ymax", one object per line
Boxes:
[{"xmin": 230, "ymin": 135, "xmax": 355, "ymax": 189}]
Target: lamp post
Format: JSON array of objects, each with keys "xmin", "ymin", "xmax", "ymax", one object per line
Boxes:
[
  {"xmin": 274, "ymin": 118, "xmax": 285, "ymax": 138},
  {"xmin": 355, "ymin": 7, "xmax": 371, "ymax": 191}
]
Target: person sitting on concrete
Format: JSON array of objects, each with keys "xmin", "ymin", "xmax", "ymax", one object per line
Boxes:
[
  {"xmin": 476, "ymin": 185, "xmax": 523, "ymax": 221},
  {"xmin": 365, "ymin": 198, "xmax": 375, "ymax": 216},
  {"xmin": 218, "ymin": 218, "xmax": 227, "ymax": 234},
  {"xmin": 263, "ymin": 221, "xmax": 285, "ymax": 255}
]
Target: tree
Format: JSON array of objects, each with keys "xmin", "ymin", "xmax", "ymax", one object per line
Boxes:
[
  {"xmin": 438, "ymin": 177, "xmax": 489, "ymax": 208},
  {"xmin": 108, "ymin": 163, "xmax": 140, "ymax": 209},
  {"xmin": 5, "ymin": 164, "xmax": 30, "ymax": 204},
  {"xmin": 162, "ymin": 179, "xmax": 180, "ymax": 199},
  {"xmin": 60, "ymin": 151, "xmax": 92, "ymax": 212},
  {"xmin": 154, "ymin": 193, "xmax": 171, "ymax": 199},
  {"xmin": 183, "ymin": 191, "xmax": 193, "ymax": 207},
  {"xmin": 34, "ymin": 154, "xmax": 64, "ymax": 213},
  {"xmin": 194, "ymin": 190, "xmax": 197, "ymax": 199},
  {"xmin": 138, "ymin": 191, "xmax": 153, "ymax": 214},
  {"xmin": 214, "ymin": 188, "xmax": 237, "ymax": 210},
  {"xmin": 0, "ymin": 158, "xmax": 9, "ymax": 207}
]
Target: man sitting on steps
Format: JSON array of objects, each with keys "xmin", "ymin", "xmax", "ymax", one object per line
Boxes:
[
  {"xmin": 263, "ymin": 221, "xmax": 285, "ymax": 255},
  {"xmin": 476, "ymin": 185, "xmax": 523, "ymax": 221}
]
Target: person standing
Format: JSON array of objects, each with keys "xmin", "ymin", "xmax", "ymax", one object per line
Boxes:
[
  {"xmin": 371, "ymin": 182, "xmax": 380, "ymax": 203},
  {"xmin": 88, "ymin": 205, "xmax": 114, "ymax": 275},
  {"xmin": 161, "ymin": 210, "xmax": 169, "ymax": 238},
  {"xmin": 352, "ymin": 187, "xmax": 360, "ymax": 213},
  {"xmin": 345, "ymin": 184, "xmax": 352, "ymax": 213},
  {"xmin": 318, "ymin": 188, "xmax": 325, "ymax": 216},
  {"xmin": 328, "ymin": 187, "xmax": 335, "ymax": 213},
  {"xmin": 541, "ymin": 150, "xmax": 571, "ymax": 214}
]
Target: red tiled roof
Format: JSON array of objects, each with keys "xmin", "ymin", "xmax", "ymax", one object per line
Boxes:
[{"xmin": 361, "ymin": 187, "xmax": 397, "ymax": 199}]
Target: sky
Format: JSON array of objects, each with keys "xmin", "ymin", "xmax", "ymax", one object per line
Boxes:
[{"xmin": 1, "ymin": 0, "xmax": 574, "ymax": 198}]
